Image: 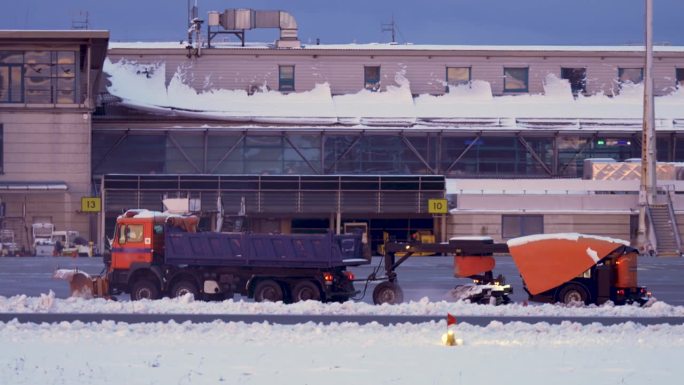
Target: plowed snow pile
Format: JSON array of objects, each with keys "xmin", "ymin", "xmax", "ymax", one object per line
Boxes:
[{"xmin": 1, "ymin": 291, "xmax": 683, "ymax": 317}]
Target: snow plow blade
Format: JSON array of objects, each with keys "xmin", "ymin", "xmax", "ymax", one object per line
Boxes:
[
  {"xmin": 53, "ymin": 269, "xmax": 108, "ymax": 299},
  {"xmin": 506, "ymin": 233, "xmax": 629, "ymax": 295}
]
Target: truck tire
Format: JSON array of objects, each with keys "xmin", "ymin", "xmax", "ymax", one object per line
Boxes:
[
  {"xmin": 253, "ymin": 280, "xmax": 284, "ymax": 302},
  {"xmin": 372, "ymin": 281, "xmax": 404, "ymax": 305},
  {"xmin": 558, "ymin": 284, "xmax": 589, "ymax": 305},
  {"xmin": 130, "ymin": 279, "xmax": 160, "ymax": 301},
  {"xmin": 170, "ymin": 280, "xmax": 199, "ymax": 299},
  {"xmin": 291, "ymin": 280, "xmax": 322, "ymax": 302}
]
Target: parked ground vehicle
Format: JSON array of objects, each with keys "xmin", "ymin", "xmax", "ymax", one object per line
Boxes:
[
  {"xmin": 51, "ymin": 230, "xmax": 91, "ymax": 257},
  {"xmin": 0, "ymin": 229, "xmax": 19, "ymax": 256},
  {"xmin": 380, "ymin": 233, "xmax": 651, "ymax": 306},
  {"xmin": 32, "ymin": 223, "xmax": 55, "ymax": 256},
  {"xmin": 59, "ymin": 209, "xmax": 365, "ymax": 302}
]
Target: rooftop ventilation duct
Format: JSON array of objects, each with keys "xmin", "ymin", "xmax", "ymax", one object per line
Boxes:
[{"xmin": 207, "ymin": 9, "xmax": 300, "ymax": 48}]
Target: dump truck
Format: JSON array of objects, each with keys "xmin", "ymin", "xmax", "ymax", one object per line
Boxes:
[
  {"xmin": 379, "ymin": 233, "xmax": 651, "ymax": 306},
  {"xmin": 58, "ymin": 209, "xmax": 365, "ymax": 302}
]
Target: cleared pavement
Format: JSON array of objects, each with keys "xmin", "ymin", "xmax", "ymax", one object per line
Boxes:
[{"xmin": 0, "ymin": 255, "xmax": 683, "ymax": 305}]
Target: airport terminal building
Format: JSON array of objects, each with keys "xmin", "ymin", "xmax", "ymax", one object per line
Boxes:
[{"xmin": 2, "ymin": 17, "xmax": 684, "ymax": 254}]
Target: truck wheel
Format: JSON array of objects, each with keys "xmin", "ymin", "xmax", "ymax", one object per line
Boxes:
[
  {"xmin": 253, "ymin": 280, "xmax": 284, "ymax": 302},
  {"xmin": 291, "ymin": 281, "xmax": 322, "ymax": 302},
  {"xmin": 558, "ymin": 284, "xmax": 589, "ymax": 305},
  {"xmin": 130, "ymin": 279, "xmax": 160, "ymax": 301},
  {"xmin": 372, "ymin": 281, "xmax": 404, "ymax": 305},
  {"xmin": 170, "ymin": 280, "xmax": 199, "ymax": 299}
]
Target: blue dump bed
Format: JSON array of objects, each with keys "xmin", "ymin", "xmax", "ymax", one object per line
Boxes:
[{"xmin": 164, "ymin": 230, "xmax": 364, "ymax": 268}]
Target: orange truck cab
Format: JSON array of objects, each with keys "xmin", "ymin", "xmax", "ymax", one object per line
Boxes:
[{"xmin": 105, "ymin": 210, "xmax": 170, "ymax": 298}]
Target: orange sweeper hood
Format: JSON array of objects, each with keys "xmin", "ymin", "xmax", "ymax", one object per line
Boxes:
[{"xmin": 506, "ymin": 233, "xmax": 629, "ymax": 295}]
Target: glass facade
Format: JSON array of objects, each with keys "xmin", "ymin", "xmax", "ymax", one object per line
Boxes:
[
  {"xmin": 0, "ymin": 50, "xmax": 78, "ymax": 104},
  {"xmin": 92, "ymin": 130, "xmax": 684, "ymax": 179}
]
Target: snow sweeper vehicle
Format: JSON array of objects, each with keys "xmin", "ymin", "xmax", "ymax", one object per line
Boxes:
[
  {"xmin": 376, "ymin": 233, "xmax": 651, "ymax": 306},
  {"xmin": 56, "ymin": 209, "xmax": 365, "ymax": 302}
]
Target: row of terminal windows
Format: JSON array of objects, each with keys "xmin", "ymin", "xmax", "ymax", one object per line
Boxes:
[
  {"xmin": 277, "ymin": 65, "xmax": 684, "ymax": 94},
  {"xmin": 0, "ymin": 50, "xmax": 79, "ymax": 104}
]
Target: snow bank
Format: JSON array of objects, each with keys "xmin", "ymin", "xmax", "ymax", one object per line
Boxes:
[{"xmin": 1, "ymin": 292, "xmax": 681, "ymax": 317}]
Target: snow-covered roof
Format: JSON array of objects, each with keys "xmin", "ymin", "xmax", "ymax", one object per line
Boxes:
[{"xmin": 104, "ymin": 58, "xmax": 684, "ymax": 127}]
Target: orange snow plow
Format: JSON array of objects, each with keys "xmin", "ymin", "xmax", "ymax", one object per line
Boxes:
[
  {"xmin": 380, "ymin": 233, "xmax": 651, "ymax": 306},
  {"xmin": 507, "ymin": 233, "xmax": 650, "ymax": 305},
  {"xmin": 53, "ymin": 269, "xmax": 109, "ymax": 299}
]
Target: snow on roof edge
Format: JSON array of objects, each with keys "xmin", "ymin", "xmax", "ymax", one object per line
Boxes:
[{"xmin": 506, "ymin": 233, "xmax": 630, "ymax": 248}]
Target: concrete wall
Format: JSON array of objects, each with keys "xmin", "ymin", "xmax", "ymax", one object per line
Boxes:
[
  {"xmin": 0, "ymin": 110, "xmax": 93, "ymax": 250},
  {"xmin": 448, "ymin": 212, "xmax": 632, "ymax": 243},
  {"xmin": 456, "ymin": 194, "xmax": 639, "ymax": 212},
  {"xmin": 106, "ymin": 47, "xmax": 684, "ymax": 97}
]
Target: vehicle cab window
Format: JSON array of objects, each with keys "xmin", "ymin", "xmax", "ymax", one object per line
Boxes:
[{"xmin": 118, "ymin": 224, "xmax": 144, "ymax": 244}]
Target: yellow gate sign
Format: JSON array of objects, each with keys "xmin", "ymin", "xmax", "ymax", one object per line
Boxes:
[
  {"xmin": 81, "ymin": 197, "xmax": 101, "ymax": 213},
  {"xmin": 428, "ymin": 199, "xmax": 448, "ymax": 214}
]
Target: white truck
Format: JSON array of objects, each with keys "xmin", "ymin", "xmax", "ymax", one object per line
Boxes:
[
  {"xmin": 32, "ymin": 223, "xmax": 55, "ymax": 256},
  {"xmin": 51, "ymin": 230, "xmax": 91, "ymax": 257},
  {"xmin": 31, "ymin": 223, "xmax": 92, "ymax": 257}
]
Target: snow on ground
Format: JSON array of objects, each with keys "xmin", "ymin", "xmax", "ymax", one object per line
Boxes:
[
  {"xmin": 2, "ymin": 292, "xmax": 683, "ymax": 383},
  {"xmin": 1, "ymin": 319, "xmax": 682, "ymax": 384},
  {"xmin": 1, "ymin": 291, "xmax": 682, "ymax": 317}
]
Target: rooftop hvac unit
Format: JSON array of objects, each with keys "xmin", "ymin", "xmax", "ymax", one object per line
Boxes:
[
  {"xmin": 220, "ymin": 9, "xmax": 254, "ymax": 30},
  {"xmin": 207, "ymin": 11, "xmax": 220, "ymax": 26},
  {"xmin": 209, "ymin": 8, "xmax": 300, "ymax": 48}
]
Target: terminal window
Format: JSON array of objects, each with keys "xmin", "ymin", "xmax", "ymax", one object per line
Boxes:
[
  {"xmin": 278, "ymin": 65, "xmax": 295, "ymax": 92},
  {"xmin": 364, "ymin": 66, "xmax": 381, "ymax": 91},
  {"xmin": 502, "ymin": 215, "xmax": 543, "ymax": 238},
  {"xmin": 618, "ymin": 67, "xmax": 643, "ymax": 85},
  {"xmin": 446, "ymin": 67, "xmax": 470, "ymax": 91},
  {"xmin": 0, "ymin": 61, "xmax": 23, "ymax": 103},
  {"xmin": 503, "ymin": 67, "xmax": 529, "ymax": 92},
  {"xmin": 0, "ymin": 50, "xmax": 77, "ymax": 104},
  {"xmin": 561, "ymin": 67, "xmax": 587, "ymax": 95}
]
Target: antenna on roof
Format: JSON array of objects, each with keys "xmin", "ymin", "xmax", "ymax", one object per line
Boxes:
[
  {"xmin": 381, "ymin": 14, "xmax": 397, "ymax": 44},
  {"xmin": 71, "ymin": 11, "xmax": 89, "ymax": 30},
  {"xmin": 186, "ymin": 0, "xmax": 203, "ymax": 58}
]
